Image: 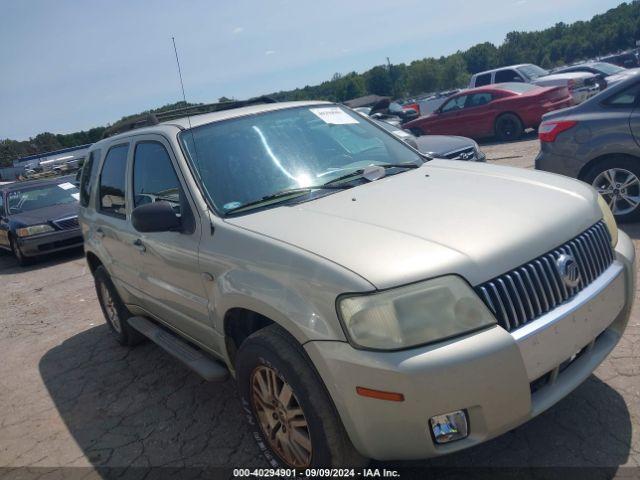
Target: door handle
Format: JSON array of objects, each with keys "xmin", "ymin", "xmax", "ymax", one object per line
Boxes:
[
  {"xmin": 133, "ymin": 238, "xmax": 146, "ymax": 252},
  {"xmin": 95, "ymin": 227, "xmax": 105, "ymax": 238}
]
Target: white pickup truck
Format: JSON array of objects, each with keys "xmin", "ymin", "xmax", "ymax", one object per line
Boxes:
[{"xmin": 469, "ymin": 64, "xmax": 600, "ymax": 104}]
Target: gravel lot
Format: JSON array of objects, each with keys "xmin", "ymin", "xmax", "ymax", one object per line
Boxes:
[{"xmin": 1, "ymin": 137, "xmax": 639, "ymax": 478}]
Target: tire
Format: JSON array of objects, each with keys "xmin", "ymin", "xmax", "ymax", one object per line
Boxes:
[
  {"xmin": 236, "ymin": 324, "xmax": 367, "ymax": 468},
  {"xmin": 583, "ymin": 156, "xmax": 640, "ymax": 223},
  {"xmin": 9, "ymin": 235, "xmax": 33, "ymax": 267},
  {"xmin": 94, "ymin": 265, "xmax": 144, "ymax": 346},
  {"xmin": 495, "ymin": 113, "xmax": 523, "ymax": 141}
]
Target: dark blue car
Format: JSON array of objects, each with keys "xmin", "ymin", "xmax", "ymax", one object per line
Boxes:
[{"xmin": 0, "ymin": 176, "xmax": 82, "ymax": 265}]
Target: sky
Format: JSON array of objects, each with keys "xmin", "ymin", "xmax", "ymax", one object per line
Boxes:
[{"xmin": 0, "ymin": 0, "xmax": 625, "ymax": 140}]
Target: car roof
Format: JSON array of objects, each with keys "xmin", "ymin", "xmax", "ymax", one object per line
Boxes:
[
  {"xmin": 94, "ymin": 100, "xmax": 333, "ymax": 146},
  {"xmin": 472, "ymin": 64, "xmax": 532, "ymax": 77}
]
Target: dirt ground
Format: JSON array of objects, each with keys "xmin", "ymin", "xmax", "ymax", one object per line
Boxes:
[{"xmin": 1, "ymin": 138, "xmax": 639, "ymax": 478}]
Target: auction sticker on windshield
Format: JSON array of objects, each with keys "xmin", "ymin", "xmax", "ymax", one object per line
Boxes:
[
  {"xmin": 310, "ymin": 107, "xmax": 359, "ymax": 125},
  {"xmin": 57, "ymin": 182, "xmax": 75, "ymax": 190}
]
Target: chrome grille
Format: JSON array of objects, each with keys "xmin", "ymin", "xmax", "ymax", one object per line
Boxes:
[
  {"xmin": 475, "ymin": 221, "xmax": 614, "ymax": 332},
  {"xmin": 53, "ymin": 216, "xmax": 79, "ymax": 230}
]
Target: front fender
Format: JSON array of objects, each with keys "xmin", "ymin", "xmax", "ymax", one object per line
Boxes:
[{"xmin": 200, "ymin": 219, "xmax": 375, "ymax": 346}]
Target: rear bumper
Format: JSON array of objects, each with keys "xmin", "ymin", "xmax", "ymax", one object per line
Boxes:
[
  {"xmin": 17, "ymin": 228, "xmax": 83, "ymax": 257},
  {"xmin": 306, "ymin": 231, "xmax": 635, "ymax": 460},
  {"xmin": 535, "ymin": 148, "xmax": 583, "ymax": 178}
]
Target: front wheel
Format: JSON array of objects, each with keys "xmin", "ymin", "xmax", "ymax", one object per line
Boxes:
[
  {"xmin": 584, "ymin": 157, "xmax": 640, "ymax": 222},
  {"xmin": 495, "ymin": 113, "xmax": 523, "ymax": 141},
  {"xmin": 236, "ymin": 325, "xmax": 366, "ymax": 468},
  {"xmin": 9, "ymin": 236, "xmax": 32, "ymax": 266}
]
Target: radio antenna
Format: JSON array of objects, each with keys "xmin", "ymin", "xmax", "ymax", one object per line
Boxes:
[
  {"xmin": 172, "ymin": 36, "xmax": 193, "ymax": 131},
  {"xmin": 171, "ymin": 37, "xmax": 205, "ymax": 191}
]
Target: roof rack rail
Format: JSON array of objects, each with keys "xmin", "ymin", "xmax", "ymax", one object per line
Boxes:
[{"xmin": 101, "ymin": 96, "xmax": 277, "ymax": 139}]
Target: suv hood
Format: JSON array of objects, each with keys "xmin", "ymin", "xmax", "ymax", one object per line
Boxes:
[{"xmin": 226, "ymin": 161, "xmax": 602, "ymax": 289}]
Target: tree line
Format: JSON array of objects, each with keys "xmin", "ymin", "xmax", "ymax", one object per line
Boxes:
[{"xmin": 2, "ymin": 1, "xmax": 639, "ymax": 167}]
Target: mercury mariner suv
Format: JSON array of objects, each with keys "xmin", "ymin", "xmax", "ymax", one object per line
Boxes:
[{"xmin": 79, "ymin": 99, "xmax": 635, "ymax": 468}]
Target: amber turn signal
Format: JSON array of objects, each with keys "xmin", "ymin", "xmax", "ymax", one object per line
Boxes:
[{"xmin": 356, "ymin": 386, "xmax": 405, "ymax": 402}]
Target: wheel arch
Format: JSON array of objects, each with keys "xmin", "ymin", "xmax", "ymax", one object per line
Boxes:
[
  {"xmin": 223, "ymin": 307, "xmax": 275, "ymax": 366},
  {"xmin": 577, "ymin": 152, "xmax": 640, "ymax": 181},
  {"xmin": 85, "ymin": 250, "xmax": 104, "ymax": 275}
]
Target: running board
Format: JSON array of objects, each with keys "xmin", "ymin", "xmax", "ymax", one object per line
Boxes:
[{"xmin": 128, "ymin": 316, "xmax": 229, "ymax": 382}]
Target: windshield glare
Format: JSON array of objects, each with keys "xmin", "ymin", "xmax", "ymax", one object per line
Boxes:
[
  {"xmin": 594, "ymin": 62, "xmax": 625, "ymax": 75},
  {"xmin": 7, "ymin": 182, "xmax": 79, "ymax": 214},
  {"xmin": 518, "ymin": 64, "xmax": 548, "ymax": 80},
  {"xmin": 179, "ymin": 105, "xmax": 422, "ymax": 213}
]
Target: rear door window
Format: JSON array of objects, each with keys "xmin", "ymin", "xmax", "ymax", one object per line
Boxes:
[
  {"xmin": 475, "ymin": 73, "xmax": 492, "ymax": 87},
  {"xmin": 79, "ymin": 149, "xmax": 101, "ymax": 207},
  {"xmin": 466, "ymin": 93, "xmax": 492, "ymax": 107},
  {"xmin": 495, "ymin": 69, "xmax": 523, "ymax": 83},
  {"xmin": 98, "ymin": 144, "xmax": 129, "ymax": 218},
  {"xmin": 603, "ymin": 82, "xmax": 640, "ymax": 107}
]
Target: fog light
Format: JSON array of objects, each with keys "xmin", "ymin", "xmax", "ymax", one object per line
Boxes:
[{"xmin": 429, "ymin": 410, "xmax": 468, "ymax": 444}]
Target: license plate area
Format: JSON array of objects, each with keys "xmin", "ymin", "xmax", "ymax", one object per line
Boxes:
[{"xmin": 513, "ymin": 264, "xmax": 625, "ymax": 382}]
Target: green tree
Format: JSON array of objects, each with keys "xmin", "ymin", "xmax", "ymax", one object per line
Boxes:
[{"xmin": 463, "ymin": 42, "xmax": 499, "ymax": 73}]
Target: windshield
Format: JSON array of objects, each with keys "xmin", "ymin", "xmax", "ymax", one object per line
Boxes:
[
  {"xmin": 7, "ymin": 181, "xmax": 79, "ymax": 214},
  {"xmin": 518, "ymin": 64, "xmax": 549, "ymax": 80},
  {"xmin": 593, "ymin": 62, "xmax": 625, "ymax": 75},
  {"xmin": 179, "ymin": 105, "xmax": 422, "ymax": 214}
]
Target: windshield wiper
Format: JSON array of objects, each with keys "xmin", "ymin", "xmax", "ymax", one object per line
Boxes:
[
  {"xmin": 322, "ymin": 162, "xmax": 421, "ymax": 186},
  {"xmin": 225, "ymin": 184, "xmax": 351, "ymax": 214}
]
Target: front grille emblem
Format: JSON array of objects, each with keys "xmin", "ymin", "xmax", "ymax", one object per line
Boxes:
[{"xmin": 556, "ymin": 253, "xmax": 581, "ymax": 288}]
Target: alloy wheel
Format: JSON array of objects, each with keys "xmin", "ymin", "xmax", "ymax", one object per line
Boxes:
[
  {"xmin": 100, "ymin": 283, "xmax": 122, "ymax": 333},
  {"xmin": 592, "ymin": 168, "xmax": 640, "ymax": 216},
  {"xmin": 250, "ymin": 365, "xmax": 312, "ymax": 467}
]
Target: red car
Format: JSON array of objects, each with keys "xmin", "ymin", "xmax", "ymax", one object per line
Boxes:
[{"xmin": 403, "ymin": 82, "xmax": 573, "ymax": 141}]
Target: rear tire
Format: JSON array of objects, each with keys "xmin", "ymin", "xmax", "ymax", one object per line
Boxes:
[
  {"xmin": 94, "ymin": 265, "xmax": 144, "ymax": 346},
  {"xmin": 236, "ymin": 324, "xmax": 367, "ymax": 468},
  {"xmin": 495, "ymin": 113, "xmax": 523, "ymax": 141},
  {"xmin": 583, "ymin": 156, "xmax": 640, "ymax": 223}
]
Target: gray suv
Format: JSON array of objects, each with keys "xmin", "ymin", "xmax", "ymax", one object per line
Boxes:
[{"xmin": 79, "ymin": 100, "xmax": 635, "ymax": 468}]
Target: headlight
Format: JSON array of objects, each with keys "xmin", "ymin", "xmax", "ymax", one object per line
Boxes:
[
  {"xmin": 597, "ymin": 194, "xmax": 618, "ymax": 247},
  {"xmin": 16, "ymin": 224, "xmax": 55, "ymax": 237},
  {"xmin": 337, "ymin": 275, "xmax": 496, "ymax": 350}
]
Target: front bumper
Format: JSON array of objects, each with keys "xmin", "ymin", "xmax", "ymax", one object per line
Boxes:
[
  {"xmin": 17, "ymin": 228, "xmax": 83, "ymax": 257},
  {"xmin": 305, "ymin": 231, "xmax": 635, "ymax": 460}
]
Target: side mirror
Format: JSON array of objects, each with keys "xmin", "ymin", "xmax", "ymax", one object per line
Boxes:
[{"xmin": 132, "ymin": 201, "xmax": 181, "ymax": 233}]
